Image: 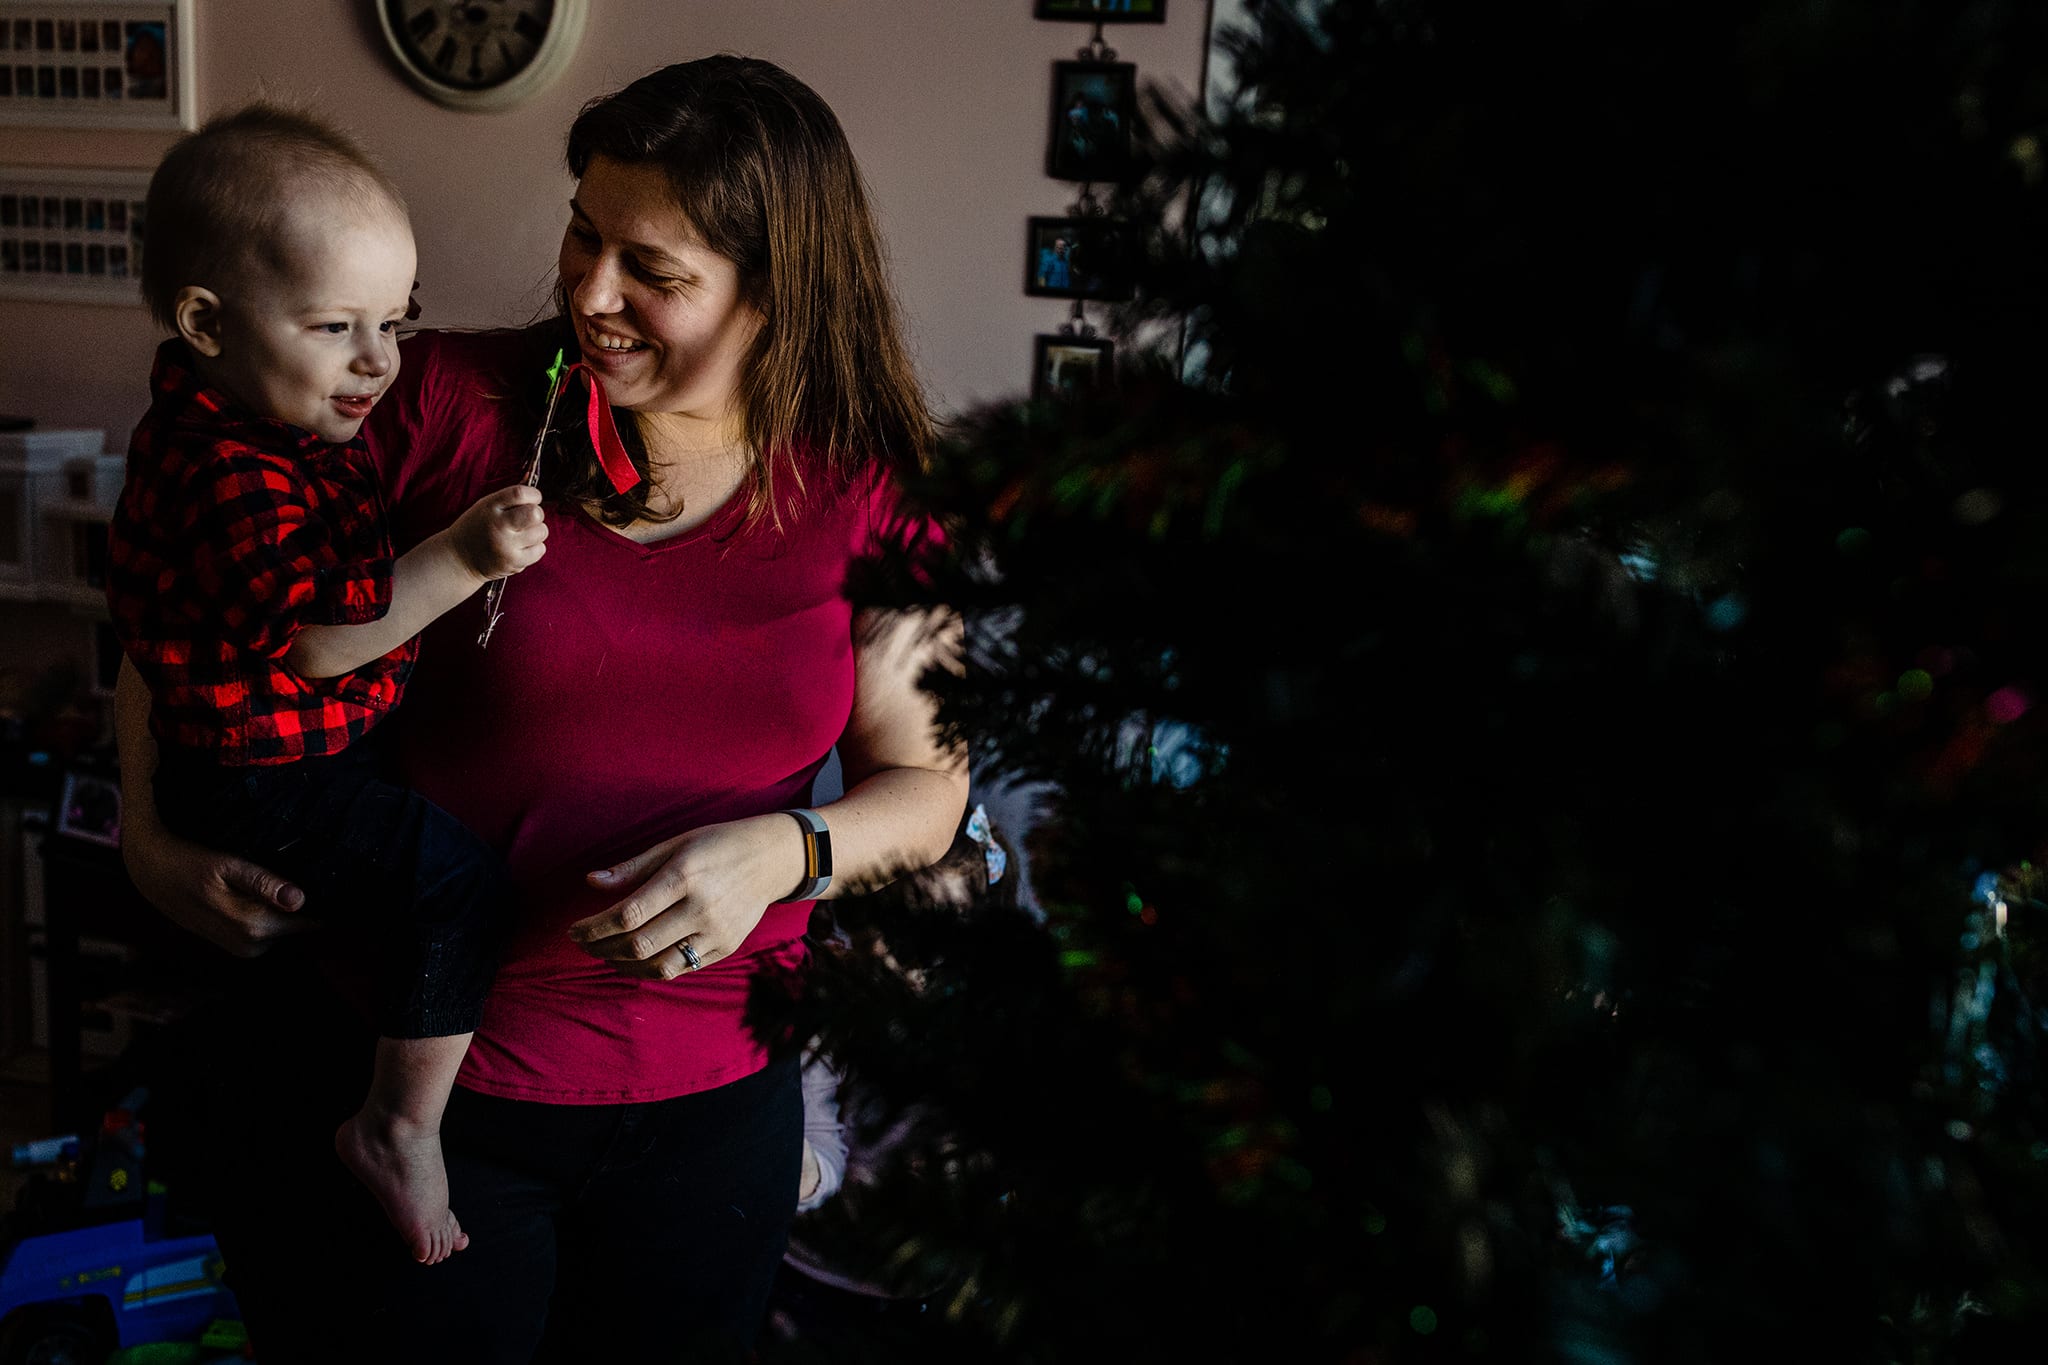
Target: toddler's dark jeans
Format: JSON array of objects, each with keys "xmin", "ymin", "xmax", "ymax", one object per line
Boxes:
[{"xmin": 153, "ymin": 732, "xmax": 505, "ymax": 1038}]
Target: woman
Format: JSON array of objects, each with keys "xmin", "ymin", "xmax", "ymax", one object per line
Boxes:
[{"xmin": 117, "ymin": 56, "xmax": 966, "ymax": 1363}]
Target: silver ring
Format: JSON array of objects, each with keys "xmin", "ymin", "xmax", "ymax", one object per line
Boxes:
[{"xmin": 680, "ymin": 942, "xmax": 703, "ymax": 972}]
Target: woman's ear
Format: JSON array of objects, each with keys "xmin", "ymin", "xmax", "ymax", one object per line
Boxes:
[{"xmin": 173, "ymin": 285, "xmax": 225, "ymax": 357}]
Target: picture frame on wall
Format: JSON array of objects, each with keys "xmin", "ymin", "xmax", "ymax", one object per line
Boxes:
[
  {"xmin": 1033, "ymin": 333, "xmax": 1115, "ymax": 400},
  {"xmin": 0, "ymin": 1, "xmax": 196, "ymax": 131},
  {"xmin": 55, "ymin": 767, "xmax": 122, "ymax": 847},
  {"xmin": 1035, "ymin": 0, "xmax": 1166, "ymax": 22},
  {"xmin": 1025, "ymin": 216, "xmax": 1136, "ymax": 301},
  {"xmin": 1047, "ymin": 60, "xmax": 1137, "ymax": 183},
  {"xmin": 0, "ymin": 164, "xmax": 148, "ymax": 304}
]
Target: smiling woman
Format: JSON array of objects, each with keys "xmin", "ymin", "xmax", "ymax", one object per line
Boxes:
[
  {"xmin": 558, "ymin": 160, "xmax": 761, "ymax": 448},
  {"xmin": 548, "ymin": 59, "xmax": 935, "ymax": 535},
  {"xmin": 115, "ymin": 58, "xmax": 967, "ymax": 1365}
]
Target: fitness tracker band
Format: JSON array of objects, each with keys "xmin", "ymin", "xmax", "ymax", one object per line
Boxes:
[{"xmin": 778, "ymin": 808, "xmax": 833, "ymax": 902}]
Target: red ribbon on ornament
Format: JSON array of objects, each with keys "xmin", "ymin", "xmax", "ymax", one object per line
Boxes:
[{"xmin": 561, "ymin": 361, "xmax": 642, "ymax": 495}]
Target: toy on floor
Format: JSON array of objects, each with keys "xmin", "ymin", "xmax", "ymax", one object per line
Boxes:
[{"xmin": 0, "ymin": 1089, "xmax": 244, "ymax": 1365}]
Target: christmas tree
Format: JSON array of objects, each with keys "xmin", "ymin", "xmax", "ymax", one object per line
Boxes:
[{"xmin": 762, "ymin": 2, "xmax": 2048, "ymax": 1360}]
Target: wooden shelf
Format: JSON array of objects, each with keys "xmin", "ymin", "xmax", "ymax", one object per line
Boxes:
[
  {"xmin": 37, "ymin": 584, "xmax": 109, "ymax": 614},
  {"xmin": 42, "ymin": 498, "xmax": 114, "ymax": 523}
]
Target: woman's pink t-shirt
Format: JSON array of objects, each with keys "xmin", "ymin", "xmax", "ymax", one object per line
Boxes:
[{"xmin": 365, "ymin": 328, "xmax": 894, "ymax": 1103}]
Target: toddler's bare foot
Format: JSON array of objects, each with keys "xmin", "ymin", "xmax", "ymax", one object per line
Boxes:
[{"xmin": 335, "ymin": 1111, "xmax": 470, "ymax": 1264}]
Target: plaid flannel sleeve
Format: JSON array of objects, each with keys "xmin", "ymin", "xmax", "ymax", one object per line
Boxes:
[{"xmin": 184, "ymin": 447, "xmax": 396, "ymax": 659}]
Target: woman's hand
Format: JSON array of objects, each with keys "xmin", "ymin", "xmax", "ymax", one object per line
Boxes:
[
  {"xmin": 567, "ymin": 814, "xmax": 801, "ymax": 978},
  {"xmin": 123, "ymin": 819, "xmax": 311, "ymax": 958},
  {"xmin": 115, "ymin": 657, "xmax": 310, "ymax": 957}
]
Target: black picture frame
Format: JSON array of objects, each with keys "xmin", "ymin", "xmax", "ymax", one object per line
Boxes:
[
  {"xmin": 1047, "ymin": 61, "xmax": 1136, "ymax": 183},
  {"xmin": 1033, "ymin": 334, "xmax": 1115, "ymax": 400},
  {"xmin": 1035, "ymin": 0, "xmax": 1166, "ymax": 21},
  {"xmin": 55, "ymin": 768, "xmax": 122, "ymax": 847},
  {"xmin": 1025, "ymin": 216, "xmax": 1136, "ymax": 301}
]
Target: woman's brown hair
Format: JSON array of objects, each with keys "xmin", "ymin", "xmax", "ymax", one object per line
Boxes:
[{"xmin": 557, "ymin": 56, "xmax": 933, "ymax": 533}]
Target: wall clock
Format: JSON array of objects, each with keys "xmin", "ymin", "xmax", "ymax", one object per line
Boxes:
[{"xmin": 377, "ymin": 0, "xmax": 587, "ymax": 112}]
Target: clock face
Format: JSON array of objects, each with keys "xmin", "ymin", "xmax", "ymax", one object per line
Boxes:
[{"xmin": 379, "ymin": 0, "xmax": 586, "ymax": 109}]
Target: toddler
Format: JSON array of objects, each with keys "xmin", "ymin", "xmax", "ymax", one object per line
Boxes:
[{"xmin": 106, "ymin": 103, "xmax": 545, "ymax": 1265}]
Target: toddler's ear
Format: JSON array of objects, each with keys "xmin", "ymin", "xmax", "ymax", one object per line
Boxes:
[{"xmin": 173, "ymin": 286, "xmax": 225, "ymax": 357}]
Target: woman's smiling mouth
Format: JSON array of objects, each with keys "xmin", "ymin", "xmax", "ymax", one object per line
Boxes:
[{"xmin": 585, "ymin": 326, "xmax": 647, "ymax": 354}]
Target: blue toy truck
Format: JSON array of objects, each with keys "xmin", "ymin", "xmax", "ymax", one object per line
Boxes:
[
  {"xmin": 0, "ymin": 1090, "xmax": 241, "ymax": 1364},
  {"xmin": 0, "ymin": 1217, "xmax": 230, "ymax": 1364}
]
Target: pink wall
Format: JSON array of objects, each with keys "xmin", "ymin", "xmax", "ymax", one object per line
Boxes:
[{"xmin": 0, "ymin": 0, "xmax": 1212, "ymax": 439}]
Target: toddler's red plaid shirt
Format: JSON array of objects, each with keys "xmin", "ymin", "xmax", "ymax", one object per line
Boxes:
[{"xmin": 106, "ymin": 341, "xmax": 416, "ymax": 765}]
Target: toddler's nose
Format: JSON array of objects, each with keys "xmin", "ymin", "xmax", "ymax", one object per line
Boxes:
[{"xmin": 353, "ymin": 336, "xmax": 394, "ymax": 376}]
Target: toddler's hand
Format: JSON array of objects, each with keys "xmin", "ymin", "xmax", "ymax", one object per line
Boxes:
[{"xmin": 451, "ymin": 484, "xmax": 547, "ymax": 582}]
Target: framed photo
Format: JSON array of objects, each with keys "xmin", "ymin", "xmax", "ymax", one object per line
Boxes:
[
  {"xmin": 1025, "ymin": 216, "xmax": 1135, "ymax": 301},
  {"xmin": 0, "ymin": 1, "xmax": 195, "ymax": 130},
  {"xmin": 1047, "ymin": 61, "xmax": 1136, "ymax": 183},
  {"xmin": 1035, "ymin": 0, "xmax": 1166, "ymax": 21},
  {"xmin": 1032, "ymin": 334, "xmax": 1115, "ymax": 400},
  {"xmin": 0, "ymin": 164, "xmax": 147, "ymax": 303},
  {"xmin": 55, "ymin": 768, "xmax": 122, "ymax": 846}
]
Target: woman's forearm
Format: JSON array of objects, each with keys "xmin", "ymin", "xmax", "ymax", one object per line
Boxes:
[
  {"xmin": 808, "ymin": 764, "xmax": 967, "ymax": 899},
  {"xmin": 114, "ymin": 655, "xmax": 164, "ymax": 845},
  {"xmin": 811, "ymin": 606, "xmax": 970, "ymax": 897}
]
